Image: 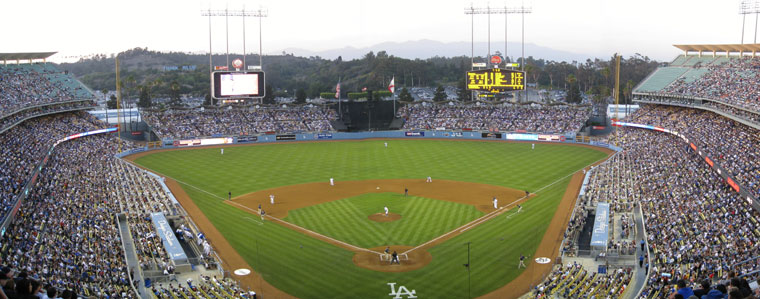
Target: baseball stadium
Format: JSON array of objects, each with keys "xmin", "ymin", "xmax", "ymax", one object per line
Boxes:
[{"xmin": 2, "ymin": 2, "xmax": 760, "ymax": 299}]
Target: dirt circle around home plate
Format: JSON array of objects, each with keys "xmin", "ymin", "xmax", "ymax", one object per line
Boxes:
[
  {"xmin": 368, "ymin": 212, "xmax": 401, "ymax": 222},
  {"xmin": 352, "ymin": 246, "xmax": 432, "ymax": 272}
]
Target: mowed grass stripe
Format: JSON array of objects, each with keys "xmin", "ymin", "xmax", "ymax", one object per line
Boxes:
[{"xmin": 136, "ymin": 140, "xmax": 606, "ymax": 298}]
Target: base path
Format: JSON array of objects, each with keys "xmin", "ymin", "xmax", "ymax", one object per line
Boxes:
[
  {"xmin": 161, "ymin": 178, "xmax": 296, "ymax": 299},
  {"xmin": 477, "ymin": 163, "xmax": 608, "ymax": 298},
  {"xmin": 229, "ymin": 179, "xmax": 532, "ymax": 273},
  {"xmin": 230, "ymin": 179, "xmax": 527, "ymax": 218}
]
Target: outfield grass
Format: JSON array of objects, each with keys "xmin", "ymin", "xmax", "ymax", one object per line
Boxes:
[
  {"xmin": 135, "ymin": 140, "xmax": 607, "ymax": 298},
  {"xmin": 284, "ymin": 193, "xmax": 484, "ymax": 248}
]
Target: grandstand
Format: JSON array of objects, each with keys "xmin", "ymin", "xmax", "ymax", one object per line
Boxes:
[
  {"xmin": 633, "ymin": 44, "xmax": 760, "ymax": 129},
  {"xmin": 0, "ymin": 53, "xmax": 96, "ymax": 134}
]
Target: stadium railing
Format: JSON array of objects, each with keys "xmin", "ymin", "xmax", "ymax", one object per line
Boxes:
[{"xmin": 632, "ymin": 92, "xmax": 760, "ymax": 129}]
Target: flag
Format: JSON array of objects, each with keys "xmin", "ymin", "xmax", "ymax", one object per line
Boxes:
[
  {"xmin": 388, "ymin": 76, "xmax": 395, "ymax": 93},
  {"xmin": 335, "ymin": 82, "xmax": 341, "ymax": 99},
  {"xmin": 362, "ymin": 87, "xmax": 368, "ymax": 92}
]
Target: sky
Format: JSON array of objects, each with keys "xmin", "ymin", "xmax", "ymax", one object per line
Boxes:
[{"xmin": 0, "ymin": 0, "xmax": 756, "ymax": 62}]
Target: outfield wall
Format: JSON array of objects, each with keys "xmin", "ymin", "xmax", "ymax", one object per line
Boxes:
[{"xmin": 117, "ymin": 130, "xmax": 622, "ymax": 160}]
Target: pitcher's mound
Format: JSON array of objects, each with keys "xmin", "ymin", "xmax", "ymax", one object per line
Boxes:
[
  {"xmin": 353, "ymin": 246, "xmax": 432, "ymax": 272},
  {"xmin": 368, "ymin": 213, "xmax": 401, "ymax": 222}
]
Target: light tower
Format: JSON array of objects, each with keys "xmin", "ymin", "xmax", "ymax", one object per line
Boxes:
[{"xmin": 201, "ymin": 7, "xmax": 268, "ymax": 105}]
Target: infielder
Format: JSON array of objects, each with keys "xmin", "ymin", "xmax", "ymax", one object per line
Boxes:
[
  {"xmin": 426, "ymin": 176, "xmax": 432, "ymax": 183},
  {"xmin": 518, "ymin": 254, "xmax": 526, "ymax": 268},
  {"xmin": 493, "ymin": 197, "xmax": 498, "ymax": 209},
  {"xmin": 517, "ymin": 204, "xmax": 523, "ymax": 213},
  {"xmin": 330, "ymin": 178, "xmax": 334, "ymax": 186},
  {"xmin": 269, "ymin": 194, "xmax": 275, "ymax": 205},
  {"xmin": 260, "ymin": 209, "xmax": 266, "ymax": 221},
  {"xmin": 384, "ymin": 206, "xmax": 389, "ymax": 217}
]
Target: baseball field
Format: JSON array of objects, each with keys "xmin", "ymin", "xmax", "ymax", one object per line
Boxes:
[{"xmin": 129, "ymin": 139, "xmax": 610, "ymax": 298}]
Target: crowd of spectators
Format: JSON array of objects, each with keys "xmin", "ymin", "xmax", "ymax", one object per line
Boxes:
[
  {"xmin": 0, "ymin": 64, "xmax": 93, "ymax": 119},
  {"xmin": 630, "ymin": 104, "xmax": 760, "ymax": 200},
  {"xmin": 0, "ymin": 111, "xmax": 238, "ymax": 297},
  {"xmin": 152, "ymin": 275, "xmax": 256, "ymax": 299},
  {"xmin": 141, "ymin": 107, "xmax": 337, "ymax": 139},
  {"xmin": 531, "ymin": 262, "xmax": 633, "ymax": 298},
  {"xmin": 542, "ymin": 103, "xmax": 760, "ymax": 298},
  {"xmin": 662, "ymin": 56, "xmax": 760, "ymax": 115},
  {"xmin": 398, "ymin": 104, "xmax": 590, "ymax": 132},
  {"xmin": 0, "ymin": 112, "xmax": 101, "ymax": 226},
  {"xmin": 607, "ymin": 111, "xmax": 760, "ymax": 298}
]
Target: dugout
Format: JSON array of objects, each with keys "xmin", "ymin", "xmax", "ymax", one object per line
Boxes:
[{"xmin": 589, "ymin": 203, "xmax": 610, "ymax": 257}]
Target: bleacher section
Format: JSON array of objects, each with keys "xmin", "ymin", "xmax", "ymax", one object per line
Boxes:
[{"xmin": 633, "ymin": 67, "xmax": 689, "ymax": 92}]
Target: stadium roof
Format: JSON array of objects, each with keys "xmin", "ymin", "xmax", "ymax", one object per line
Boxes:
[
  {"xmin": 674, "ymin": 44, "xmax": 760, "ymax": 55},
  {"xmin": 0, "ymin": 52, "xmax": 57, "ymax": 62}
]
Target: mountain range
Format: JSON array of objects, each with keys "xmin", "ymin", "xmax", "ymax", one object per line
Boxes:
[{"xmin": 280, "ymin": 39, "xmax": 602, "ymax": 62}]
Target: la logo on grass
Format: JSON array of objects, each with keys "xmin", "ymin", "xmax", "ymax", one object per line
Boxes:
[{"xmin": 387, "ymin": 282, "xmax": 417, "ymax": 299}]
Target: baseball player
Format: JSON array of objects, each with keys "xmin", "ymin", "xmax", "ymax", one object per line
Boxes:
[
  {"xmin": 518, "ymin": 254, "xmax": 526, "ymax": 268},
  {"xmin": 493, "ymin": 197, "xmax": 498, "ymax": 209},
  {"xmin": 391, "ymin": 251, "xmax": 400, "ymax": 264},
  {"xmin": 228, "ymin": 191, "xmax": 231, "ymax": 201},
  {"xmin": 531, "ymin": 143, "xmax": 535, "ymax": 150},
  {"xmin": 426, "ymin": 176, "xmax": 432, "ymax": 183},
  {"xmin": 517, "ymin": 204, "xmax": 523, "ymax": 213},
  {"xmin": 404, "ymin": 188, "xmax": 408, "ymax": 197},
  {"xmin": 384, "ymin": 142, "xmax": 388, "ymax": 148},
  {"xmin": 384, "ymin": 206, "xmax": 389, "ymax": 217},
  {"xmin": 269, "ymin": 194, "xmax": 275, "ymax": 205},
  {"xmin": 221, "ymin": 148, "xmax": 224, "ymax": 155},
  {"xmin": 260, "ymin": 209, "xmax": 266, "ymax": 221},
  {"xmin": 330, "ymin": 178, "xmax": 334, "ymax": 186}
]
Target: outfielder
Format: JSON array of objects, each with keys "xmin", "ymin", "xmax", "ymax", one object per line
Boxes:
[
  {"xmin": 384, "ymin": 142, "xmax": 388, "ymax": 148},
  {"xmin": 330, "ymin": 178, "xmax": 334, "ymax": 186},
  {"xmin": 221, "ymin": 148, "xmax": 224, "ymax": 155},
  {"xmin": 493, "ymin": 197, "xmax": 498, "ymax": 209},
  {"xmin": 531, "ymin": 143, "xmax": 535, "ymax": 150},
  {"xmin": 384, "ymin": 206, "xmax": 389, "ymax": 217},
  {"xmin": 269, "ymin": 194, "xmax": 275, "ymax": 205}
]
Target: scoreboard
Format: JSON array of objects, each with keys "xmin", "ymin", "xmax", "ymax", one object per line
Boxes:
[
  {"xmin": 466, "ymin": 68, "xmax": 525, "ymax": 92},
  {"xmin": 212, "ymin": 71, "xmax": 266, "ymax": 99}
]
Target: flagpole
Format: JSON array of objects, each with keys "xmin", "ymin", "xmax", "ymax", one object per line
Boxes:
[{"xmin": 392, "ymin": 75, "xmax": 396, "ymax": 118}]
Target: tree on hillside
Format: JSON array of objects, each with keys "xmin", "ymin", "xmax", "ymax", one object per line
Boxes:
[
  {"xmin": 107, "ymin": 95, "xmax": 118, "ymax": 109},
  {"xmin": 295, "ymin": 88, "xmax": 307, "ymax": 104},
  {"xmin": 399, "ymin": 88, "xmax": 413, "ymax": 102},
  {"xmin": 203, "ymin": 93, "xmax": 212, "ymax": 106},
  {"xmin": 456, "ymin": 79, "xmax": 469, "ymax": 102},
  {"xmin": 263, "ymin": 84, "xmax": 275, "ymax": 104},
  {"xmin": 168, "ymin": 81, "xmax": 182, "ymax": 107},
  {"xmin": 137, "ymin": 85, "xmax": 152, "ymax": 108},
  {"xmin": 566, "ymin": 74, "xmax": 582, "ymax": 104},
  {"xmin": 432, "ymin": 85, "xmax": 446, "ymax": 102}
]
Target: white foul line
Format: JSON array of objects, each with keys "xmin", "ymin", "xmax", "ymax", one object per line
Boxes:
[
  {"xmin": 402, "ymin": 155, "xmax": 609, "ymax": 256},
  {"xmin": 226, "ymin": 200, "xmax": 378, "ymax": 255}
]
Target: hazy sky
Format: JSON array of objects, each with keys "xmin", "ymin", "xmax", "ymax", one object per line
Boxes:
[{"xmin": 0, "ymin": 0, "xmax": 755, "ymax": 62}]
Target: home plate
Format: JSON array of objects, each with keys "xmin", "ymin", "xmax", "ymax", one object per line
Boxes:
[{"xmin": 234, "ymin": 268, "xmax": 252, "ymax": 276}]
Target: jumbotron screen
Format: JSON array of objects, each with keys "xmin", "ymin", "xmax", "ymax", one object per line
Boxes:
[{"xmin": 212, "ymin": 71, "xmax": 265, "ymax": 99}]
